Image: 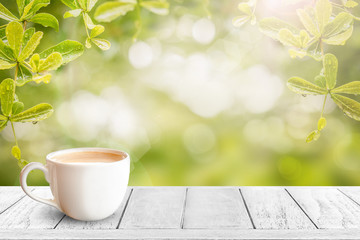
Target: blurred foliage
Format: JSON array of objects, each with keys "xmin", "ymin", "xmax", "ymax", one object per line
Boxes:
[{"xmin": 1, "ymin": 0, "xmax": 360, "ymax": 186}]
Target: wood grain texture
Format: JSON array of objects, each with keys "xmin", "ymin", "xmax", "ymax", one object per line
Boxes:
[
  {"xmin": 183, "ymin": 187, "xmax": 253, "ymax": 229},
  {"xmin": 287, "ymin": 187, "xmax": 360, "ymax": 229},
  {"xmin": 119, "ymin": 187, "xmax": 186, "ymax": 229},
  {"xmin": 1, "ymin": 229, "xmax": 360, "ymax": 239},
  {"xmin": 55, "ymin": 188, "xmax": 132, "ymax": 229},
  {"xmin": 0, "ymin": 187, "xmax": 29, "ymax": 214},
  {"xmin": 0, "ymin": 187, "xmax": 64, "ymax": 229},
  {"xmin": 241, "ymin": 187, "xmax": 315, "ymax": 229},
  {"xmin": 338, "ymin": 187, "xmax": 360, "ymax": 206}
]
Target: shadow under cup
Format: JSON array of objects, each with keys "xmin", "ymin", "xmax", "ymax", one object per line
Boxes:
[{"xmin": 22, "ymin": 148, "xmax": 130, "ymax": 221}]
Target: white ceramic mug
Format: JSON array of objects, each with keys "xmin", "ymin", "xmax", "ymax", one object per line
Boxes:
[{"xmin": 20, "ymin": 148, "xmax": 130, "ymax": 221}]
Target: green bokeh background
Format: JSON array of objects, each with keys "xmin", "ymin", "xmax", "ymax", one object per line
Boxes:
[{"xmin": 1, "ymin": 0, "xmax": 360, "ymax": 186}]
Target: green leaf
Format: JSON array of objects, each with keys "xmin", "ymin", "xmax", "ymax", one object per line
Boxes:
[
  {"xmin": 87, "ymin": 0, "xmax": 98, "ymax": 11},
  {"xmin": 332, "ymin": 81, "xmax": 360, "ymax": 94},
  {"xmin": 12, "ymin": 101, "xmax": 24, "ymax": 115},
  {"xmin": 85, "ymin": 37, "xmax": 91, "ymax": 48},
  {"xmin": 0, "ymin": 3, "xmax": 19, "ymax": 21},
  {"xmin": 21, "ymin": 0, "xmax": 50, "ymax": 20},
  {"xmin": 345, "ymin": 0, "xmax": 358, "ymax": 8},
  {"xmin": 38, "ymin": 52, "xmax": 62, "ymax": 72},
  {"xmin": 0, "ymin": 25, "xmax": 6, "ymax": 39},
  {"xmin": 11, "ymin": 103, "xmax": 53, "ymax": 122},
  {"xmin": 64, "ymin": 9, "xmax": 82, "ymax": 18},
  {"xmin": 288, "ymin": 49, "xmax": 307, "ymax": 59},
  {"xmin": 23, "ymin": 0, "xmax": 50, "ymax": 18},
  {"xmin": 237, "ymin": 3, "xmax": 252, "ymax": 15},
  {"xmin": 83, "ymin": 12, "xmax": 95, "ymax": 29},
  {"xmin": 33, "ymin": 74, "xmax": 51, "ymax": 84},
  {"xmin": 77, "ymin": 0, "xmax": 87, "ymax": 10},
  {"xmin": 278, "ymin": 28, "xmax": 301, "ymax": 47},
  {"xmin": 11, "ymin": 145, "xmax": 21, "ymax": 160},
  {"xmin": 232, "ymin": 15, "xmax": 250, "ymax": 27},
  {"xmin": 297, "ymin": 8, "xmax": 320, "ymax": 37},
  {"xmin": 299, "ymin": 30, "xmax": 310, "ymax": 47},
  {"xmin": 0, "ymin": 39, "xmax": 16, "ymax": 61},
  {"xmin": 90, "ymin": 25, "xmax": 104, "ymax": 38},
  {"xmin": 0, "ymin": 78, "xmax": 15, "ymax": 116},
  {"xmin": 30, "ymin": 13, "xmax": 59, "ymax": 31},
  {"xmin": 22, "ymin": 27, "xmax": 35, "ymax": 49},
  {"xmin": 323, "ymin": 53, "xmax": 338, "ymax": 89},
  {"xmin": 6, "ymin": 22, "xmax": 23, "ymax": 58},
  {"xmin": 258, "ymin": 17, "xmax": 299, "ymax": 40},
  {"xmin": 0, "ymin": 118, "xmax": 7, "ymax": 131},
  {"xmin": 18, "ymin": 31, "xmax": 43, "ymax": 62},
  {"xmin": 287, "ymin": 77, "xmax": 328, "ymax": 95},
  {"xmin": 18, "ymin": 159, "xmax": 29, "ymax": 169},
  {"xmin": 39, "ymin": 40, "xmax": 84, "ymax": 64},
  {"xmin": 140, "ymin": 1, "xmax": 169, "ymax": 15},
  {"xmin": 0, "ymin": 113, "xmax": 7, "ymax": 130},
  {"xmin": 61, "ymin": 0, "xmax": 79, "ymax": 9},
  {"xmin": 306, "ymin": 130, "xmax": 321, "ymax": 143},
  {"xmin": 17, "ymin": 64, "xmax": 33, "ymax": 86},
  {"xmin": 331, "ymin": 93, "xmax": 360, "ymax": 121},
  {"xmin": 29, "ymin": 53, "xmax": 40, "ymax": 72},
  {"xmin": 314, "ymin": 75, "xmax": 327, "ymax": 88},
  {"xmin": 0, "ymin": 59, "xmax": 16, "ymax": 70},
  {"xmin": 94, "ymin": 1, "xmax": 136, "ymax": 22},
  {"xmin": 323, "ymin": 25, "xmax": 353, "ymax": 45},
  {"xmin": 323, "ymin": 12, "xmax": 353, "ymax": 38},
  {"xmin": 17, "ymin": 0, "xmax": 29, "ymax": 16},
  {"xmin": 91, "ymin": 38, "xmax": 111, "ymax": 50},
  {"xmin": 306, "ymin": 40, "xmax": 322, "ymax": 61},
  {"xmin": 315, "ymin": 0, "xmax": 332, "ymax": 33},
  {"xmin": 318, "ymin": 117, "xmax": 327, "ymax": 131}
]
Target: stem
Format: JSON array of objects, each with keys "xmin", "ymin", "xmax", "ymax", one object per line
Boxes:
[
  {"xmin": 320, "ymin": 38, "xmax": 324, "ymax": 56},
  {"xmin": 133, "ymin": 0, "xmax": 142, "ymax": 41},
  {"xmin": 82, "ymin": 13, "xmax": 90, "ymax": 38},
  {"xmin": 10, "ymin": 121, "xmax": 18, "ymax": 146},
  {"xmin": 23, "ymin": 21, "xmax": 27, "ymax": 31},
  {"xmin": 321, "ymin": 94, "xmax": 328, "ymax": 118},
  {"xmin": 11, "ymin": 64, "xmax": 19, "ymax": 147}
]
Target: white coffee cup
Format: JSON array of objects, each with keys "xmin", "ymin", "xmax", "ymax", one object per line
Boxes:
[{"xmin": 20, "ymin": 148, "xmax": 130, "ymax": 221}]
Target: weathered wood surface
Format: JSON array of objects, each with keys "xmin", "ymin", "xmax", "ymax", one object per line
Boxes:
[
  {"xmin": 241, "ymin": 187, "xmax": 315, "ymax": 229},
  {"xmin": 0, "ymin": 187, "xmax": 29, "ymax": 214},
  {"xmin": 183, "ymin": 187, "xmax": 252, "ymax": 229},
  {"xmin": 119, "ymin": 187, "xmax": 186, "ymax": 229},
  {"xmin": 287, "ymin": 187, "xmax": 360, "ymax": 229},
  {"xmin": 1, "ymin": 187, "xmax": 360, "ymax": 239},
  {"xmin": 0, "ymin": 187, "xmax": 64, "ymax": 229}
]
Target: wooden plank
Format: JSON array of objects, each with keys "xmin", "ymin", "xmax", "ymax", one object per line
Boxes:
[
  {"xmin": 183, "ymin": 187, "xmax": 252, "ymax": 229},
  {"xmin": 55, "ymin": 188, "xmax": 132, "ymax": 229},
  {"xmin": 1, "ymin": 229, "xmax": 360, "ymax": 239},
  {"xmin": 287, "ymin": 187, "xmax": 360, "ymax": 229},
  {"xmin": 241, "ymin": 187, "xmax": 315, "ymax": 229},
  {"xmin": 338, "ymin": 187, "xmax": 360, "ymax": 206},
  {"xmin": 0, "ymin": 187, "xmax": 29, "ymax": 214},
  {"xmin": 119, "ymin": 187, "xmax": 186, "ymax": 229},
  {"xmin": 0, "ymin": 187, "xmax": 64, "ymax": 229}
]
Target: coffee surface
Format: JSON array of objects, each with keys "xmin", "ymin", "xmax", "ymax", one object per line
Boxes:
[{"xmin": 52, "ymin": 151, "xmax": 126, "ymax": 163}]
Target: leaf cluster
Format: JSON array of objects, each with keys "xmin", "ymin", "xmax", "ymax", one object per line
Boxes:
[
  {"xmin": 288, "ymin": 53, "xmax": 360, "ymax": 141},
  {"xmin": 93, "ymin": 0, "xmax": 169, "ymax": 40},
  {"xmin": 0, "ymin": 0, "xmax": 86, "ymax": 167},
  {"xmin": 233, "ymin": 0, "xmax": 360, "ymax": 142},
  {"xmin": 61, "ymin": 0, "xmax": 111, "ymax": 50}
]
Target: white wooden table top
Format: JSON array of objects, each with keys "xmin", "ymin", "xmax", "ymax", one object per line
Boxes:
[{"xmin": 1, "ymin": 187, "xmax": 360, "ymax": 239}]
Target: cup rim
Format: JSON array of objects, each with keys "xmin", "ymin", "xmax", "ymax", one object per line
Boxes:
[{"xmin": 46, "ymin": 147, "xmax": 129, "ymax": 165}]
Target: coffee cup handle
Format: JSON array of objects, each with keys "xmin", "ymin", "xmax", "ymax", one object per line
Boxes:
[{"xmin": 20, "ymin": 162, "xmax": 61, "ymax": 211}]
